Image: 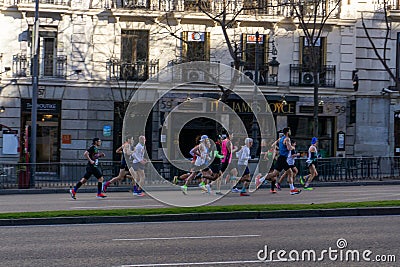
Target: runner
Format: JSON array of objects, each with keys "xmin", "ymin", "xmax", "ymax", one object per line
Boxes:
[
  {"xmin": 277, "ymin": 139, "xmax": 301, "ymax": 195},
  {"xmin": 262, "ymin": 127, "xmax": 293, "ymax": 193},
  {"xmin": 202, "ymin": 135, "xmax": 224, "ymax": 195},
  {"xmin": 129, "ymin": 135, "xmax": 147, "ymax": 196},
  {"xmin": 235, "ymin": 137, "xmax": 253, "ymax": 196},
  {"xmin": 256, "ymin": 138, "xmax": 279, "ymax": 189},
  {"xmin": 179, "ymin": 135, "xmax": 209, "ymax": 194},
  {"xmin": 173, "ymin": 135, "xmax": 202, "ymax": 186},
  {"xmin": 220, "ymin": 133, "xmax": 238, "ymax": 190},
  {"xmin": 69, "ymin": 138, "xmax": 107, "ymax": 199},
  {"xmin": 102, "ymin": 135, "xmax": 134, "ymax": 193},
  {"xmin": 301, "ymin": 137, "xmax": 319, "ymax": 190}
]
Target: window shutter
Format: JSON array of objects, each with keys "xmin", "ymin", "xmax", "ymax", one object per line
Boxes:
[
  {"xmin": 242, "ymin": 34, "xmax": 247, "ymax": 62},
  {"xmin": 182, "ymin": 31, "xmax": 188, "ymax": 61},
  {"xmin": 205, "ymin": 32, "xmax": 210, "ymax": 61}
]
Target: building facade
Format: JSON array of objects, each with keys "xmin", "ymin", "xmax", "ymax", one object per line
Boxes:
[{"xmin": 1, "ymin": 0, "xmax": 400, "ymax": 166}]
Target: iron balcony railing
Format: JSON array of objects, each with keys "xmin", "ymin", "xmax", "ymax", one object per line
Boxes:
[
  {"xmin": 1, "ymin": 156, "xmax": 399, "ymax": 189},
  {"xmin": 7, "ymin": 0, "xmax": 398, "ymax": 16},
  {"xmin": 106, "ymin": 59, "xmax": 159, "ymax": 81},
  {"xmin": 236, "ymin": 62, "xmax": 278, "ymax": 86},
  {"xmin": 100, "ymin": 0, "xmax": 340, "ymax": 17},
  {"xmin": 12, "ymin": 54, "xmax": 67, "ymax": 78},
  {"xmin": 1, "ymin": 0, "xmax": 70, "ymax": 6},
  {"xmin": 290, "ymin": 64, "xmax": 336, "ymax": 87}
]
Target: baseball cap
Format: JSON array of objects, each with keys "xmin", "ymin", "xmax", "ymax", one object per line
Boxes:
[
  {"xmin": 311, "ymin": 137, "xmax": 318, "ymax": 144},
  {"xmin": 200, "ymin": 135, "xmax": 208, "ymax": 141}
]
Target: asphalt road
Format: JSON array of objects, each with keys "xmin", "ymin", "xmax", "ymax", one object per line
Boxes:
[
  {"xmin": 0, "ymin": 185, "xmax": 399, "ymax": 213},
  {"xmin": 0, "ymin": 216, "xmax": 398, "ymax": 266}
]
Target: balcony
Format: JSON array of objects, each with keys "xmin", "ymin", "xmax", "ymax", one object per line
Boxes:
[
  {"xmin": 12, "ymin": 53, "xmax": 67, "ymax": 78},
  {"xmin": 106, "ymin": 59, "xmax": 159, "ymax": 81},
  {"xmin": 106, "ymin": 0, "xmax": 340, "ymax": 17},
  {"xmin": 2, "ymin": 0, "xmax": 70, "ymax": 6},
  {"xmin": 290, "ymin": 64, "xmax": 336, "ymax": 88}
]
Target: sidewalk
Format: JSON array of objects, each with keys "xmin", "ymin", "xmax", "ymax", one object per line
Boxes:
[{"xmin": 0, "ymin": 183, "xmax": 399, "ymax": 226}]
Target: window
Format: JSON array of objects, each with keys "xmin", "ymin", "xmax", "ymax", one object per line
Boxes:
[
  {"xmin": 241, "ymin": 33, "xmax": 269, "ymax": 84},
  {"xmin": 120, "ymin": 30, "xmax": 149, "ymax": 80},
  {"xmin": 42, "ymin": 37, "xmax": 56, "ymax": 76},
  {"xmin": 242, "ymin": 33, "xmax": 267, "ymax": 70},
  {"xmin": 30, "ymin": 26, "xmax": 59, "ymax": 77},
  {"xmin": 300, "ymin": 36, "xmax": 326, "ymax": 72},
  {"xmin": 288, "ymin": 115, "xmax": 334, "ymax": 157},
  {"xmin": 182, "ymin": 31, "xmax": 210, "ymax": 62}
]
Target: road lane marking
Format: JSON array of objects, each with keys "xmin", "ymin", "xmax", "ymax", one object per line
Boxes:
[
  {"xmin": 70, "ymin": 205, "xmax": 164, "ymax": 209},
  {"xmin": 117, "ymin": 259, "xmax": 276, "ymax": 266},
  {"xmin": 113, "ymin": 234, "xmax": 260, "ymax": 241}
]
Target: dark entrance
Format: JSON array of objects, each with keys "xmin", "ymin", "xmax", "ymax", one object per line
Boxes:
[
  {"xmin": 395, "ymin": 111, "xmax": 400, "ymax": 156},
  {"xmin": 179, "ymin": 117, "xmax": 222, "ymax": 159},
  {"xmin": 21, "ymin": 99, "xmax": 61, "ymax": 174}
]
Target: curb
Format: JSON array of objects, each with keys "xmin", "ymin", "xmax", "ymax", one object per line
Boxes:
[
  {"xmin": 1, "ymin": 180, "xmax": 400, "ymax": 195},
  {"xmin": 1, "ymin": 207, "xmax": 399, "ymax": 226}
]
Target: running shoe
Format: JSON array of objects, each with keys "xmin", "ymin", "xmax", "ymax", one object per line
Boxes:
[
  {"xmin": 199, "ymin": 182, "xmax": 207, "ymax": 192},
  {"xmin": 290, "ymin": 188, "xmax": 301, "ymax": 195},
  {"xmin": 173, "ymin": 176, "xmax": 178, "ymax": 184},
  {"xmin": 96, "ymin": 193, "xmax": 107, "ymax": 198},
  {"xmin": 256, "ymin": 177, "xmax": 262, "ymax": 189},
  {"xmin": 270, "ymin": 189, "xmax": 277, "ymax": 194},
  {"xmin": 303, "ymin": 186, "xmax": 314, "ymax": 191},
  {"xmin": 133, "ymin": 192, "xmax": 145, "ymax": 197},
  {"xmin": 215, "ymin": 191, "xmax": 223, "ymax": 195},
  {"xmin": 240, "ymin": 192, "xmax": 250, "ymax": 196},
  {"xmin": 276, "ymin": 182, "xmax": 281, "ymax": 190},
  {"xmin": 299, "ymin": 176, "xmax": 305, "ymax": 185},
  {"xmin": 69, "ymin": 189, "xmax": 76, "ymax": 200},
  {"xmin": 206, "ymin": 184, "xmax": 211, "ymax": 194},
  {"xmin": 181, "ymin": 185, "xmax": 188, "ymax": 195},
  {"xmin": 102, "ymin": 181, "xmax": 109, "ymax": 193},
  {"xmin": 231, "ymin": 188, "xmax": 240, "ymax": 193}
]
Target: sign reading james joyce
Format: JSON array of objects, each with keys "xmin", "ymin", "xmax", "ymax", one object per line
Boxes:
[{"xmin": 209, "ymin": 100, "xmax": 296, "ymax": 115}]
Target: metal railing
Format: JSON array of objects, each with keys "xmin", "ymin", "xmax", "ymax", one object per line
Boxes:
[
  {"xmin": 1, "ymin": 156, "xmax": 399, "ymax": 189},
  {"xmin": 12, "ymin": 54, "xmax": 67, "ymax": 78},
  {"xmin": 106, "ymin": 59, "xmax": 159, "ymax": 81},
  {"xmin": 290, "ymin": 64, "xmax": 336, "ymax": 87},
  {"xmin": 1, "ymin": 0, "xmax": 70, "ymax": 6},
  {"xmin": 103, "ymin": 0, "xmax": 340, "ymax": 17}
]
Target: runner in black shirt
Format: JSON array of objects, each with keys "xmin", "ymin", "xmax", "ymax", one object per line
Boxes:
[{"xmin": 69, "ymin": 138, "xmax": 107, "ymax": 199}]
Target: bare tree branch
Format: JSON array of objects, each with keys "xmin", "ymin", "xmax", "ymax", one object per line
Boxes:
[{"xmin": 361, "ymin": 11, "xmax": 397, "ymax": 83}]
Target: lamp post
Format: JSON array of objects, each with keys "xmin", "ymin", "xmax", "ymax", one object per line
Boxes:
[
  {"xmin": 268, "ymin": 57, "xmax": 280, "ymax": 85},
  {"xmin": 254, "ymin": 31, "xmax": 259, "ymax": 85},
  {"xmin": 252, "ymin": 31, "xmax": 260, "ymax": 157},
  {"xmin": 30, "ymin": 0, "xmax": 40, "ymax": 187}
]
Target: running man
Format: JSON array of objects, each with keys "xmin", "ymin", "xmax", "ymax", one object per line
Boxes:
[
  {"xmin": 235, "ymin": 137, "xmax": 253, "ymax": 196},
  {"xmin": 262, "ymin": 127, "xmax": 293, "ymax": 193},
  {"xmin": 179, "ymin": 135, "xmax": 209, "ymax": 194},
  {"xmin": 69, "ymin": 138, "xmax": 107, "ymax": 199},
  {"xmin": 129, "ymin": 135, "xmax": 147, "ymax": 196},
  {"xmin": 301, "ymin": 137, "xmax": 319, "ymax": 190},
  {"xmin": 277, "ymin": 139, "xmax": 301, "ymax": 195},
  {"xmin": 202, "ymin": 136, "xmax": 224, "ymax": 194},
  {"xmin": 256, "ymin": 138, "xmax": 279, "ymax": 189},
  {"xmin": 102, "ymin": 135, "xmax": 134, "ymax": 193}
]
